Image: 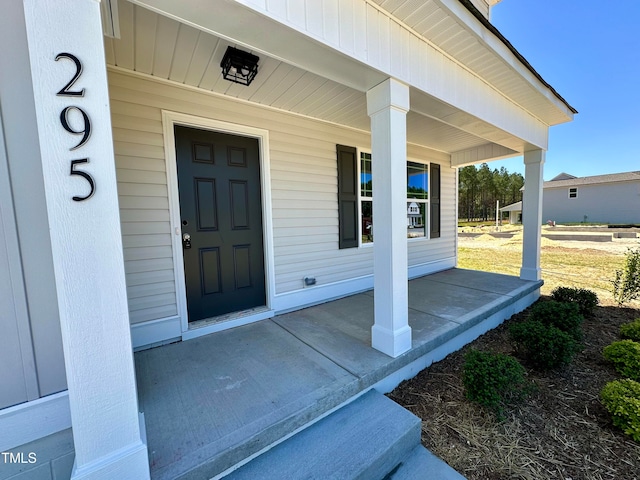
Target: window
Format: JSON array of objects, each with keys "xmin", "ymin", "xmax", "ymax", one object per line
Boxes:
[
  {"xmin": 569, "ymin": 187, "xmax": 578, "ymax": 198},
  {"xmin": 406, "ymin": 161, "xmax": 428, "ymax": 239},
  {"xmin": 359, "ymin": 152, "xmax": 430, "ymax": 244},
  {"xmin": 337, "ymin": 145, "xmax": 441, "ymax": 248}
]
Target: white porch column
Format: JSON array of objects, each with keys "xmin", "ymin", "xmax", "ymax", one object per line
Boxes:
[
  {"xmin": 520, "ymin": 149, "xmax": 545, "ymax": 281},
  {"xmin": 367, "ymin": 78, "xmax": 411, "ymax": 358},
  {"xmin": 22, "ymin": 1, "xmax": 150, "ymax": 479}
]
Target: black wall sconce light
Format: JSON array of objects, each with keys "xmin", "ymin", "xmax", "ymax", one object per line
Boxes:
[{"xmin": 220, "ymin": 46, "xmax": 260, "ymax": 86}]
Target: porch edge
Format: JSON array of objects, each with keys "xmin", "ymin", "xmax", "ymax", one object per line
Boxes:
[{"xmin": 0, "ymin": 391, "xmax": 70, "ymax": 452}]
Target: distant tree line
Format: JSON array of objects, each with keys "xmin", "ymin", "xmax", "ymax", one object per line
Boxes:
[{"xmin": 458, "ymin": 164, "xmax": 524, "ymax": 222}]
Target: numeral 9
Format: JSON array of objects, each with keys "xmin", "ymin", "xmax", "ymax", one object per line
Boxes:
[{"xmin": 60, "ymin": 106, "xmax": 91, "ymax": 150}]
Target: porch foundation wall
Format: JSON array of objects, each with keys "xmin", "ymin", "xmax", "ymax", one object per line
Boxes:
[
  {"xmin": 0, "ymin": 429, "xmax": 74, "ymax": 480},
  {"xmin": 373, "ymin": 286, "xmax": 541, "ymax": 394}
]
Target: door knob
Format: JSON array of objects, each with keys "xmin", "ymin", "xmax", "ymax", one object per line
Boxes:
[{"xmin": 182, "ymin": 233, "xmax": 192, "ymax": 249}]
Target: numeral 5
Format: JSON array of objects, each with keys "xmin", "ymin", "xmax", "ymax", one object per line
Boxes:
[{"xmin": 70, "ymin": 159, "xmax": 95, "ymax": 201}]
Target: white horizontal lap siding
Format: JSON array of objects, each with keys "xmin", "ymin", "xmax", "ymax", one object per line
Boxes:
[
  {"xmin": 108, "ymin": 70, "xmax": 458, "ymax": 323},
  {"xmin": 269, "ymin": 125, "xmax": 373, "ymax": 295},
  {"xmin": 108, "ymin": 70, "xmax": 377, "ymax": 320},
  {"xmin": 111, "ymin": 94, "xmax": 178, "ymax": 325}
]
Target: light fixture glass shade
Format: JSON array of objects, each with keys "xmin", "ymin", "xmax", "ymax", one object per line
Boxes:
[{"xmin": 220, "ymin": 46, "xmax": 259, "ymax": 86}]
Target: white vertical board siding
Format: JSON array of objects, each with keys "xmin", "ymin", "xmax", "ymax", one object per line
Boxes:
[
  {"xmin": 108, "ymin": 70, "xmax": 455, "ymax": 325},
  {"xmin": 231, "ymin": 0, "xmax": 548, "ymax": 148}
]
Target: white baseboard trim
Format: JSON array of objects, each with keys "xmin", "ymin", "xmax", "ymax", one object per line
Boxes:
[
  {"xmin": 408, "ymin": 257, "xmax": 456, "ymax": 279},
  {"xmin": 0, "ymin": 391, "xmax": 71, "ymax": 451},
  {"xmin": 272, "ymin": 275, "xmax": 373, "ymax": 314},
  {"xmin": 131, "ymin": 316, "xmax": 182, "ymax": 349},
  {"xmin": 130, "ymin": 259, "xmax": 457, "ymax": 346},
  {"xmin": 273, "ymin": 259, "xmax": 456, "ymax": 314}
]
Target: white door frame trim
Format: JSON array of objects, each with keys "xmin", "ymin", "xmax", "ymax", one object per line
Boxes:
[{"xmin": 161, "ymin": 111, "xmax": 275, "ymax": 336}]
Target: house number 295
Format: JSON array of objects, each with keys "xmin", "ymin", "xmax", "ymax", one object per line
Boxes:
[{"xmin": 55, "ymin": 52, "xmax": 95, "ymax": 201}]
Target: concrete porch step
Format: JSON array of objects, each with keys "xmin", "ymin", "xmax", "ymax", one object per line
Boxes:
[
  {"xmin": 387, "ymin": 446, "xmax": 466, "ymax": 480},
  {"xmin": 223, "ymin": 389, "xmax": 462, "ymax": 480}
]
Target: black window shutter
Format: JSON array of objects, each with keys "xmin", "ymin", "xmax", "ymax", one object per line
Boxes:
[
  {"xmin": 337, "ymin": 145, "xmax": 358, "ymax": 249},
  {"xmin": 430, "ymin": 163, "xmax": 441, "ymax": 238}
]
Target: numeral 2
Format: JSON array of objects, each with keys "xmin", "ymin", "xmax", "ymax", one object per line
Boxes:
[{"xmin": 55, "ymin": 53, "xmax": 85, "ymax": 97}]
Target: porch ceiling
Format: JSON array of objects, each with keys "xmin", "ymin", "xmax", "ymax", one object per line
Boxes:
[{"xmin": 104, "ymin": 0, "xmax": 523, "ymax": 156}]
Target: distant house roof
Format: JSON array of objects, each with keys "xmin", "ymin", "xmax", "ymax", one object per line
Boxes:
[
  {"xmin": 500, "ymin": 201, "xmax": 522, "ymax": 212},
  {"xmin": 549, "ymin": 172, "xmax": 577, "ymax": 181},
  {"xmin": 543, "ymin": 171, "xmax": 640, "ymax": 188}
]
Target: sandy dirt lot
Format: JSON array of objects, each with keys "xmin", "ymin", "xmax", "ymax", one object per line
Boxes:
[{"xmin": 459, "ymin": 225, "xmax": 639, "ymax": 255}]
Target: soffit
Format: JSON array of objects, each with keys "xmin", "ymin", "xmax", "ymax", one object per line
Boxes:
[
  {"xmin": 370, "ymin": 0, "xmax": 576, "ymax": 125},
  {"xmin": 104, "ymin": 2, "xmax": 497, "ymax": 154}
]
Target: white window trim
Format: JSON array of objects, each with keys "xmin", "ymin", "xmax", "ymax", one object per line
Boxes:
[
  {"xmin": 356, "ymin": 148, "xmax": 430, "ymax": 247},
  {"xmin": 406, "ymin": 160, "xmax": 430, "ymax": 243},
  {"xmin": 568, "ymin": 187, "xmax": 578, "ymax": 198}
]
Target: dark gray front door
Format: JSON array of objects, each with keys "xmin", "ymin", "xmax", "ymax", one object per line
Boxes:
[{"xmin": 175, "ymin": 126, "xmax": 266, "ymax": 322}]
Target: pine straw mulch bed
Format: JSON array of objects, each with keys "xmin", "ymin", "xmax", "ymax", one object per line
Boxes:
[{"xmin": 387, "ymin": 299, "xmax": 640, "ymax": 480}]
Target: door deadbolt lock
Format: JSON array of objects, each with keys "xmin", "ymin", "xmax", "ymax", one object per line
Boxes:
[{"xmin": 182, "ymin": 233, "xmax": 192, "ymax": 249}]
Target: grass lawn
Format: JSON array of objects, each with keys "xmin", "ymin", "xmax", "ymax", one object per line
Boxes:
[{"xmin": 458, "ymin": 244, "xmax": 627, "ymax": 301}]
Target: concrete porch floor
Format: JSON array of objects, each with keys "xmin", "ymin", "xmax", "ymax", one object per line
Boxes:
[{"xmin": 135, "ymin": 268, "xmax": 542, "ymax": 480}]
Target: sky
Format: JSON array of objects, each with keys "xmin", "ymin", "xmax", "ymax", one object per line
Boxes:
[{"xmin": 483, "ymin": 0, "xmax": 640, "ymax": 180}]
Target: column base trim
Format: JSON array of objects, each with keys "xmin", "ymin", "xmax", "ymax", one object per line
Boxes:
[
  {"xmin": 520, "ymin": 267, "xmax": 542, "ymax": 281},
  {"xmin": 71, "ymin": 440, "xmax": 149, "ymax": 480},
  {"xmin": 371, "ymin": 324, "xmax": 412, "ymax": 358}
]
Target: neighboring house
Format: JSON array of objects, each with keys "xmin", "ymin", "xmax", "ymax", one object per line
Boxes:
[
  {"xmin": 502, "ymin": 171, "xmax": 640, "ymax": 226},
  {"xmin": 500, "ymin": 201, "xmax": 523, "ymax": 224},
  {"xmin": 1, "ymin": 0, "xmax": 574, "ymax": 478},
  {"xmin": 543, "ymin": 172, "xmax": 640, "ymax": 224}
]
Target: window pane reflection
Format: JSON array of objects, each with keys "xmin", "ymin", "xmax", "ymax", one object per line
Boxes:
[
  {"xmin": 361, "ymin": 201, "xmax": 373, "ymax": 243},
  {"xmin": 361, "ymin": 153, "xmax": 372, "ymax": 198},
  {"xmin": 407, "ymin": 202, "xmax": 426, "ymax": 238},
  {"xmin": 407, "ymin": 162, "xmax": 428, "ymax": 199}
]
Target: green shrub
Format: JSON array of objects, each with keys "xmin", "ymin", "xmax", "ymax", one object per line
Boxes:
[
  {"xmin": 510, "ymin": 320, "xmax": 579, "ymax": 370},
  {"xmin": 620, "ymin": 319, "xmax": 640, "ymax": 342},
  {"xmin": 528, "ymin": 300, "xmax": 584, "ymax": 341},
  {"xmin": 462, "ymin": 350, "xmax": 530, "ymax": 419},
  {"xmin": 600, "ymin": 379, "xmax": 640, "ymax": 442},
  {"xmin": 603, "ymin": 340, "xmax": 640, "ymax": 381},
  {"xmin": 613, "ymin": 248, "xmax": 640, "ymax": 305},
  {"xmin": 550, "ymin": 286, "xmax": 599, "ymax": 316}
]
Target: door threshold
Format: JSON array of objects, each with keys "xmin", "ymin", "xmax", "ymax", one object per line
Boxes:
[{"xmin": 182, "ymin": 306, "xmax": 274, "ymax": 341}]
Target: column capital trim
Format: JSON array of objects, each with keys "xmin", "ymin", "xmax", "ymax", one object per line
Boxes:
[
  {"xmin": 523, "ymin": 148, "xmax": 546, "ymax": 165},
  {"xmin": 366, "ymin": 78, "xmax": 410, "ymax": 116}
]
